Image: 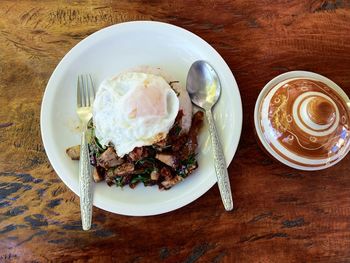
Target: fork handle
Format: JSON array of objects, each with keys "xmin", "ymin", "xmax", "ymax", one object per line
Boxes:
[
  {"xmin": 206, "ymin": 109, "xmax": 234, "ymax": 211},
  {"xmin": 79, "ymin": 130, "xmax": 93, "ymax": 230}
]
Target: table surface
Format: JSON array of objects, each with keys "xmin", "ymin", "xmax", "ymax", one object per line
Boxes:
[{"xmin": 1, "ymin": 0, "xmax": 350, "ymax": 262}]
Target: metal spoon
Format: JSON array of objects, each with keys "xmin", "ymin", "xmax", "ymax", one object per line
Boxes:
[{"xmin": 186, "ymin": 60, "xmax": 233, "ymax": 211}]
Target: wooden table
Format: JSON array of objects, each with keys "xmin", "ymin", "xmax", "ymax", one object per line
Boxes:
[{"xmin": 1, "ymin": 1, "xmax": 350, "ymax": 262}]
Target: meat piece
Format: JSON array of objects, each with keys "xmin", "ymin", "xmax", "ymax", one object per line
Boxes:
[
  {"xmin": 105, "ymin": 169, "xmax": 115, "ymax": 186},
  {"xmin": 105, "ymin": 179, "xmax": 114, "ymax": 186},
  {"xmin": 114, "ymin": 163, "xmax": 135, "ymax": 176},
  {"xmin": 150, "ymin": 170, "xmax": 160, "ymax": 181},
  {"xmin": 165, "ymin": 111, "xmax": 184, "ymax": 146},
  {"xmin": 181, "ymin": 111, "xmax": 204, "ymax": 159},
  {"xmin": 160, "ymin": 167, "xmax": 173, "ymax": 181},
  {"xmin": 66, "ymin": 145, "xmax": 80, "ymax": 160},
  {"xmin": 92, "ymin": 167, "xmax": 105, "ymax": 183},
  {"xmin": 168, "ymin": 110, "xmax": 184, "ymax": 137},
  {"xmin": 187, "ymin": 162, "xmax": 198, "ymax": 174},
  {"xmin": 97, "ymin": 147, "xmax": 124, "ymax": 169},
  {"xmin": 171, "ymin": 134, "xmax": 188, "ymax": 152},
  {"xmin": 106, "ymin": 179, "xmax": 114, "ymax": 186},
  {"xmin": 189, "ymin": 111, "xmax": 204, "ymax": 138},
  {"xmin": 123, "ymin": 174, "xmax": 133, "ymax": 185},
  {"xmin": 129, "ymin": 183, "xmax": 137, "ymax": 189},
  {"xmin": 155, "ymin": 153, "xmax": 179, "ymax": 169},
  {"xmin": 161, "ymin": 175, "xmax": 184, "ymax": 189},
  {"xmin": 128, "ymin": 147, "xmax": 150, "ymax": 162},
  {"xmin": 153, "ymin": 139, "xmax": 168, "ymax": 151},
  {"xmin": 106, "ymin": 171, "xmax": 132, "ymax": 187},
  {"xmin": 152, "ymin": 110, "xmax": 185, "ymax": 153}
]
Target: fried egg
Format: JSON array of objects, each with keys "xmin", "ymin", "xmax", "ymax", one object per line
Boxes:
[{"xmin": 93, "ymin": 71, "xmax": 180, "ymax": 157}]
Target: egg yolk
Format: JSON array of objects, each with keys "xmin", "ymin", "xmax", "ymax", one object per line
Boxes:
[{"xmin": 124, "ymin": 82, "xmax": 167, "ymax": 119}]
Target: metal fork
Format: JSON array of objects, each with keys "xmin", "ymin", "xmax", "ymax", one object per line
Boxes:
[{"xmin": 77, "ymin": 74, "xmax": 95, "ymax": 230}]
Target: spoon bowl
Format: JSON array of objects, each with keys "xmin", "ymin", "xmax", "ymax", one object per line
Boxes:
[{"xmin": 186, "ymin": 60, "xmax": 221, "ymax": 110}]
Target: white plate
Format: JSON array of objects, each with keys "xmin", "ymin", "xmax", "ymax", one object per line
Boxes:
[{"xmin": 40, "ymin": 21, "xmax": 242, "ymax": 216}]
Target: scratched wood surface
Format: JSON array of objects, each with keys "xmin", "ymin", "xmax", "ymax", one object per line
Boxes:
[{"xmin": 1, "ymin": 0, "xmax": 350, "ymax": 262}]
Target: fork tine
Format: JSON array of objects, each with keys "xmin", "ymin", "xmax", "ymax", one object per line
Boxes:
[
  {"xmin": 77, "ymin": 75, "xmax": 82, "ymax": 108},
  {"xmin": 89, "ymin": 74, "xmax": 95, "ymax": 100},
  {"xmin": 82, "ymin": 75, "xmax": 87, "ymax": 107},
  {"xmin": 85, "ymin": 75, "xmax": 91, "ymax": 107}
]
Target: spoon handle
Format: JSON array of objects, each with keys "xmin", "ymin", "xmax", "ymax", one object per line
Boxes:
[{"xmin": 206, "ymin": 109, "xmax": 234, "ymax": 211}]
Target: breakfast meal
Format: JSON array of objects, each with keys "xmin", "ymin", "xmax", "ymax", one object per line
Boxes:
[{"xmin": 67, "ymin": 66, "xmax": 203, "ymax": 189}]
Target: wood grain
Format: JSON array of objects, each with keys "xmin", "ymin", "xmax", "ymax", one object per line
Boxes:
[{"xmin": 1, "ymin": 0, "xmax": 350, "ymax": 262}]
